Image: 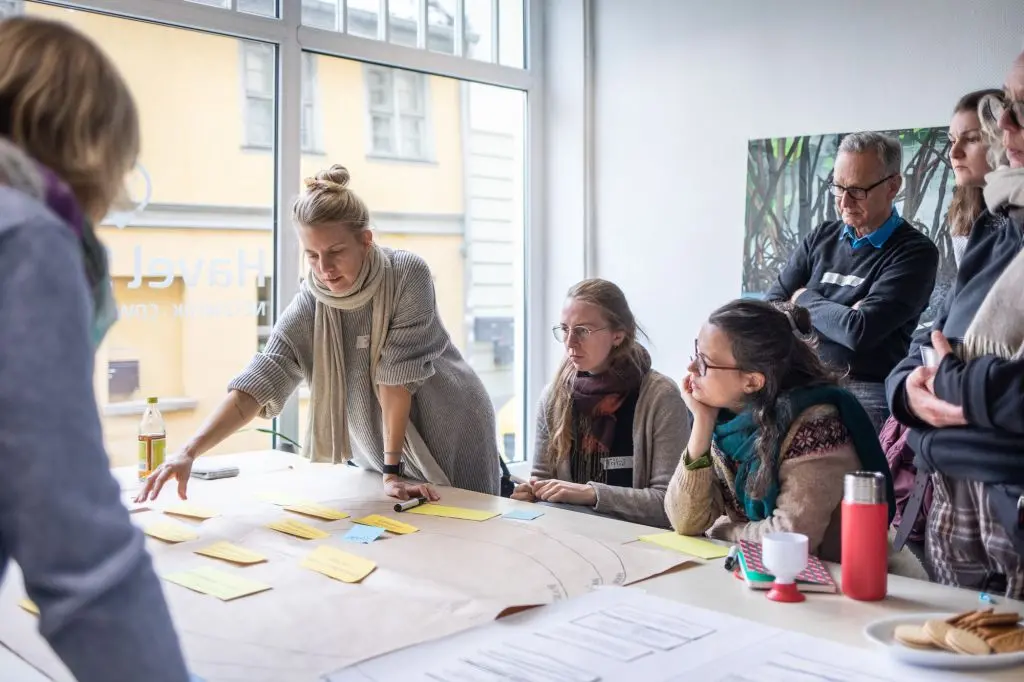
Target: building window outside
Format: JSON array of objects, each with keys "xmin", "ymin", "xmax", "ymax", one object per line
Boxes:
[
  {"xmin": 302, "ymin": 0, "xmax": 337, "ymax": 30},
  {"xmin": 238, "ymin": 0, "xmax": 275, "ymax": 16},
  {"xmin": 0, "ymin": 1, "xmax": 22, "ymax": 17},
  {"xmin": 366, "ymin": 65, "xmax": 430, "ymax": 161},
  {"xmin": 243, "ymin": 43, "xmax": 320, "ymax": 153},
  {"xmin": 300, "ymin": 52, "xmax": 322, "ymax": 153},
  {"xmin": 242, "ymin": 41, "xmax": 275, "ymax": 149}
]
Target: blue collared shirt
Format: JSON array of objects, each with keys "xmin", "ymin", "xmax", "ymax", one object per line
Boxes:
[{"xmin": 841, "ymin": 207, "xmax": 901, "ymax": 249}]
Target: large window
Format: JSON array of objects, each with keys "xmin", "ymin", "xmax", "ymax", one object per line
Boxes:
[
  {"xmin": 22, "ymin": 0, "xmax": 532, "ymax": 468},
  {"xmin": 25, "ymin": 2, "xmax": 278, "ymax": 466}
]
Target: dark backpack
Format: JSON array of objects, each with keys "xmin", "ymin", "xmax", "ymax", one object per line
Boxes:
[{"xmin": 498, "ymin": 457, "xmax": 515, "ymax": 498}]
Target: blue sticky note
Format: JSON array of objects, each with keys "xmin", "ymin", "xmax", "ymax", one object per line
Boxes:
[
  {"xmin": 344, "ymin": 523, "xmax": 386, "ymax": 544},
  {"xmin": 503, "ymin": 509, "xmax": 544, "ymax": 521}
]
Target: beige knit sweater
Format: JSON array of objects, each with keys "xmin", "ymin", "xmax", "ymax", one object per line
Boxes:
[
  {"xmin": 532, "ymin": 370, "xmax": 689, "ymax": 528},
  {"xmin": 664, "ymin": 404, "xmax": 857, "ymax": 562}
]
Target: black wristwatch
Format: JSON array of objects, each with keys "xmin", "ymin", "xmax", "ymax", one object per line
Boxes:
[{"xmin": 382, "ymin": 462, "xmax": 403, "ymax": 476}]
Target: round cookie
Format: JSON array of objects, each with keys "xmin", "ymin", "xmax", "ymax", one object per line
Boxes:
[
  {"xmin": 894, "ymin": 624, "xmax": 935, "ymax": 649},
  {"xmin": 946, "ymin": 628, "xmax": 992, "ymax": 656},
  {"xmin": 923, "ymin": 620, "xmax": 956, "ymax": 651},
  {"xmin": 973, "ymin": 612, "xmax": 1022, "ymax": 628},
  {"xmin": 988, "ymin": 628, "xmax": 1024, "ymax": 655}
]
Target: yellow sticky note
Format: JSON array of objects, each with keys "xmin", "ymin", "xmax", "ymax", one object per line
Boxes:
[
  {"xmin": 405, "ymin": 504, "xmax": 499, "ymax": 522},
  {"xmin": 163, "ymin": 566, "xmax": 271, "ymax": 601},
  {"xmin": 353, "ymin": 514, "xmax": 419, "ymax": 535},
  {"xmin": 163, "ymin": 503, "xmax": 219, "ymax": 520},
  {"xmin": 301, "ymin": 545, "xmax": 376, "ymax": 583},
  {"xmin": 19, "ymin": 599, "xmax": 39, "ymax": 616},
  {"xmin": 195, "ymin": 541, "xmax": 267, "ymax": 565},
  {"xmin": 144, "ymin": 521, "xmax": 199, "ymax": 543},
  {"xmin": 638, "ymin": 532, "xmax": 730, "ymax": 560},
  {"xmin": 284, "ymin": 502, "xmax": 349, "ymax": 521},
  {"xmin": 266, "ymin": 517, "xmax": 330, "ymax": 540}
]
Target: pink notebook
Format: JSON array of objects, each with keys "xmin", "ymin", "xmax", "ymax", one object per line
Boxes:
[{"xmin": 738, "ymin": 539, "xmax": 837, "ymax": 592}]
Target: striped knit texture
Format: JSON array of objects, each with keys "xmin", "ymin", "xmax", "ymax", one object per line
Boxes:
[{"xmin": 229, "ymin": 247, "xmax": 500, "ymax": 495}]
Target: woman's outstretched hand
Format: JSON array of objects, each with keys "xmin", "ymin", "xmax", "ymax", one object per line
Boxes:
[
  {"xmin": 382, "ymin": 475, "xmax": 440, "ymax": 502},
  {"xmin": 135, "ymin": 451, "xmax": 195, "ymax": 502}
]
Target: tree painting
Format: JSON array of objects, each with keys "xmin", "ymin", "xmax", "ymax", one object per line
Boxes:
[{"xmin": 743, "ymin": 127, "xmax": 956, "ymax": 326}]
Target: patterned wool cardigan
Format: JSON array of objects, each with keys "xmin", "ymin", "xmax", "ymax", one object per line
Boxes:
[{"xmin": 665, "ymin": 404, "xmax": 858, "ymax": 563}]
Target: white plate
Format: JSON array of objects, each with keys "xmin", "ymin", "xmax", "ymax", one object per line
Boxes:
[{"xmin": 864, "ymin": 612, "xmax": 1024, "ymax": 671}]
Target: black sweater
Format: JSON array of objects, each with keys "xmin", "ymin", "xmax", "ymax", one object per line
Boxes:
[
  {"xmin": 766, "ymin": 218, "xmax": 939, "ymax": 382},
  {"xmin": 886, "ymin": 207, "xmax": 1024, "ymax": 553}
]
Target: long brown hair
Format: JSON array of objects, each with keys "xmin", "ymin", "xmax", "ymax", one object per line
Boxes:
[
  {"xmin": 546, "ymin": 279, "xmax": 645, "ymax": 463},
  {"xmin": 0, "ymin": 16, "xmax": 139, "ymax": 221},
  {"xmin": 708, "ymin": 299, "xmax": 841, "ymax": 499},
  {"xmin": 947, "ymin": 88, "xmax": 1002, "ymax": 237}
]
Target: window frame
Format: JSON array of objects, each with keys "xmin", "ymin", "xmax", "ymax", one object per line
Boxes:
[{"xmin": 39, "ymin": 0, "xmax": 542, "ymax": 465}]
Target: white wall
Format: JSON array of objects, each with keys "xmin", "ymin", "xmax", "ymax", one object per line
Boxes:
[
  {"xmin": 540, "ymin": 0, "xmax": 587, "ymax": 382},
  {"xmin": 571, "ymin": 0, "xmax": 1024, "ymax": 381}
]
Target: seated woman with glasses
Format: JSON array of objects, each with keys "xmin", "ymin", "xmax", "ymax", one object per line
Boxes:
[
  {"xmin": 511, "ymin": 279, "xmax": 688, "ymax": 528},
  {"xmin": 664, "ymin": 299, "xmax": 895, "ymax": 562}
]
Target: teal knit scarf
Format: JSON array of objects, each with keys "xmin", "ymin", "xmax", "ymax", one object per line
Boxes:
[{"xmin": 712, "ymin": 385, "xmax": 896, "ymax": 523}]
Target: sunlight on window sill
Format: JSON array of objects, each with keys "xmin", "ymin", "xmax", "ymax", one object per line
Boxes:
[
  {"xmin": 365, "ymin": 153, "xmax": 437, "ymax": 166},
  {"xmin": 103, "ymin": 397, "xmax": 199, "ymax": 417}
]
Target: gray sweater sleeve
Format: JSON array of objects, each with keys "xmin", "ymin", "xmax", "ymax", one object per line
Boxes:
[
  {"xmin": 228, "ymin": 289, "xmax": 312, "ymax": 419},
  {"xmin": 0, "ymin": 211, "xmax": 189, "ymax": 682}
]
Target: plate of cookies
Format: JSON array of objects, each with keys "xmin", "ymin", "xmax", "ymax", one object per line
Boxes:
[{"xmin": 864, "ymin": 608, "xmax": 1024, "ymax": 670}]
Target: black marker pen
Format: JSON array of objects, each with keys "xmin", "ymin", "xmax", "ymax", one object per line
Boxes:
[{"xmin": 394, "ymin": 496, "xmax": 428, "ymax": 512}]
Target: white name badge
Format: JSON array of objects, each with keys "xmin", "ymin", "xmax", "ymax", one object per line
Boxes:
[
  {"xmin": 601, "ymin": 456, "xmax": 634, "ymax": 471},
  {"xmin": 356, "ymin": 335, "xmax": 370, "ymax": 349}
]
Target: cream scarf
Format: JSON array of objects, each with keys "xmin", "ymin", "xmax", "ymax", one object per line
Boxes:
[
  {"xmin": 305, "ymin": 243, "xmax": 451, "ymax": 486},
  {"xmin": 960, "ymin": 168, "xmax": 1024, "ymax": 360}
]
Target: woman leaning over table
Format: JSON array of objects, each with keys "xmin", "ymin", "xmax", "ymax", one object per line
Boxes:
[
  {"xmin": 664, "ymin": 299, "xmax": 897, "ymax": 563},
  {"xmin": 138, "ymin": 165, "xmax": 501, "ymax": 502},
  {"xmin": 0, "ymin": 16, "xmax": 189, "ymax": 682},
  {"xmin": 512, "ymin": 279, "xmax": 689, "ymax": 528}
]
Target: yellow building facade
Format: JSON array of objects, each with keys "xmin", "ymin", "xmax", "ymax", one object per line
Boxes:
[{"xmin": 25, "ymin": 4, "xmax": 511, "ymax": 467}]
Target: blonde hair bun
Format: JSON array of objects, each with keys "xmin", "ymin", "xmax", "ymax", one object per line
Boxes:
[
  {"xmin": 294, "ymin": 164, "xmax": 370, "ymax": 230},
  {"xmin": 304, "ymin": 164, "xmax": 351, "ymax": 193}
]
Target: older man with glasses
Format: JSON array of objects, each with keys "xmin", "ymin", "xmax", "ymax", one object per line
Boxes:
[{"xmin": 766, "ymin": 131, "xmax": 939, "ymax": 432}]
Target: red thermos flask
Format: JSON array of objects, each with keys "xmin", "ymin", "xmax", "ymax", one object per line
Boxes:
[{"xmin": 841, "ymin": 471, "xmax": 889, "ymax": 601}]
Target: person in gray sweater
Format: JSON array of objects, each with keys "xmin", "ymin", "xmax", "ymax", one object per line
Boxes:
[
  {"xmin": 0, "ymin": 16, "xmax": 188, "ymax": 682},
  {"xmin": 138, "ymin": 165, "xmax": 501, "ymax": 503},
  {"xmin": 513, "ymin": 279, "xmax": 688, "ymax": 528}
]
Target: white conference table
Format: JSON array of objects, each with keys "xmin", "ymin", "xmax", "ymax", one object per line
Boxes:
[{"xmin": 1, "ymin": 449, "xmax": 1022, "ymax": 681}]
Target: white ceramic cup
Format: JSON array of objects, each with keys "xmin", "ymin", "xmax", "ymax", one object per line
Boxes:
[{"xmin": 761, "ymin": 532, "xmax": 809, "ymax": 585}]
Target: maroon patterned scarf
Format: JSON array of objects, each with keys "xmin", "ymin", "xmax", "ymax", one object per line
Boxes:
[{"xmin": 570, "ymin": 346, "xmax": 650, "ymax": 481}]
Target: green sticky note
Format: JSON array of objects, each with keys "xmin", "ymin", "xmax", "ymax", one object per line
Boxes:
[{"xmin": 638, "ymin": 532, "xmax": 731, "ymax": 559}]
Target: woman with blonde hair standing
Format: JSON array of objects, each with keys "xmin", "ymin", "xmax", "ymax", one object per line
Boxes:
[
  {"xmin": 0, "ymin": 15, "xmax": 189, "ymax": 682},
  {"xmin": 514, "ymin": 279, "xmax": 688, "ymax": 528},
  {"xmin": 138, "ymin": 165, "xmax": 501, "ymax": 502}
]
